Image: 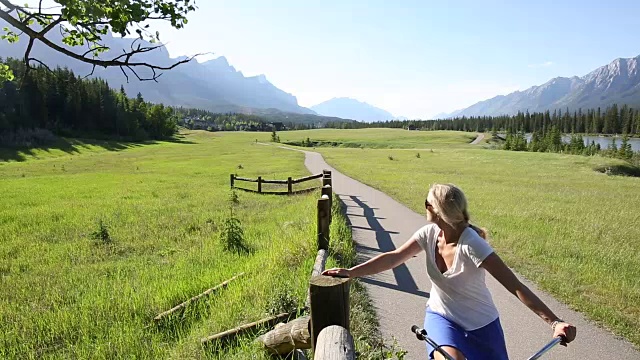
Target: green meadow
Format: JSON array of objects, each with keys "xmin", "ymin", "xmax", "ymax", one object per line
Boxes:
[
  {"xmin": 280, "ymin": 128, "xmax": 640, "ymax": 347},
  {"xmin": 278, "ymin": 128, "xmax": 476, "ymax": 149},
  {"xmin": 0, "ymin": 131, "xmax": 389, "ymax": 359},
  {"xmin": 3, "ymin": 127, "xmax": 639, "ymax": 358}
]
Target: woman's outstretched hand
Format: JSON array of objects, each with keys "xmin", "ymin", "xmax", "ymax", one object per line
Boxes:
[
  {"xmin": 322, "ymin": 268, "xmax": 351, "ymax": 278},
  {"xmin": 554, "ymin": 322, "xmax": 577, "ymax": 346}
]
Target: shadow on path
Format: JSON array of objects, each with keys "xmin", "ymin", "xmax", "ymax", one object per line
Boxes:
[
  {"xmin": 347, "ymin": 195, "xmax": 425, "ymax": 297},
  {"xmin": 360, "ymin": 277, "xmax": 430, "ymax": 298}
]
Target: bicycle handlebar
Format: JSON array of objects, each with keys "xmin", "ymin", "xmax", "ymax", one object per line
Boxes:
[
  {"xmin": 410, "ymin": 325, "xmax": 456, "ymax": 360},
  {"xmin": 526, "ymin": 336, "xmax": 564, "ymax": 360},
  {"xmin": 410, "ymin": 325, "xmax": 425, "ymax": 340},
  {"xmin": 410, "ymin": 325, "xmax": 566, "ymax": 360}
]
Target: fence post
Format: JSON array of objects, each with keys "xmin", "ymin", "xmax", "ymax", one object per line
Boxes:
[
  {"xmin": 317, "ymin": 197, "xmax": 330, "ymax": 250},
  {"xmin": 230, "ymin": 174, "xmax": 235, "ymax": 189},
  {"xmin": 321, "ymin": 185, "xmax": 332, "ymax": 216},
  {"xmin": 258, "ymin": 176, "xmax": 262, "ymax": 193},
  {"xmin": 288, "ymin": 177, "xmax": 293, "ymax": 194},
  {"xmin": 315, "ymin": 326, "xmax": 355, "ymax": 360},
  {"xmin": 322, "ymin": 174, "xmax": 332, "ymax": 187},
  {"xmin": 309, "ymin": 275, "xmax": 350, "ymax": 352}
]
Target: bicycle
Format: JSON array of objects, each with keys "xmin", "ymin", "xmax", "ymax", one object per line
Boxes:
[{"xmin": 411, "ymin": 325, "xmax": 565, "ymax": 360}]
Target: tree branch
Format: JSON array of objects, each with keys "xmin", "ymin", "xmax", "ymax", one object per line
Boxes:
[
  {"xmin": 39, "ymin": 16, "xmax": 62, "ymax": 35},
  {"xmin": 24, "ymin": 37, "xmax": 34, "ymax": 64},
  {"xmin": 0, "ymin": 8, "xmax": 200, "ymax": 81},
  {"xmin": 27, "ymin": 57, "xmax": 51, "ymax": 72},
  {"xmin": 81, "ymin": 46, "xmax": 109, "ymax": 58},
  {"xmin": 0, "ymin": 0, "xmax": 16, "ymax": 11}
]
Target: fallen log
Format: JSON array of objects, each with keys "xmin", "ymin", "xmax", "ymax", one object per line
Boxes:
[
  {"xmin": 154, "ymin": 273, "xmax": 244, "ymax": 322},
  {"xmin": 201, "ymin": 310, "xmax": 297, "ymax": 347},
  {"xmin": 256, "ymin": 315, "xmax": 311, "ymax": 355}
]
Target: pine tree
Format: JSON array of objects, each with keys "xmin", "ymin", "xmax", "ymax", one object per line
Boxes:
[
  {"xmin": 529, "ymin": 131, "xmax": 542, "ymax": 152},
  {"xmin": 619, "ymin": 136, "xmax": 633, "ymax": 160}
]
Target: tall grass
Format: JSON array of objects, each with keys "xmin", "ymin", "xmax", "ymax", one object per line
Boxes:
[{"xmin": 0, "ymin": 131, "xmax": 347, "ymax": 359}]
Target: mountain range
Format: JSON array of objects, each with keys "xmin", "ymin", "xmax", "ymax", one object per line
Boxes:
[
  {"xmin": 3, "ymin": 19, "xmax": 640, "ymax": 122},
  {"xmin": 0, "ymin": 20, "xmax": 404, "ymax": 124},
  {"xmin": 447, "ymin": 54, "xmax": 640, "ymax": 118},
  {"xmin": 0, "ymin": 19, "xmax": 315, "ymax": 117},
  {"xmin": 310, "ymin": 97, "xmax": 395, "ymax": 122}
]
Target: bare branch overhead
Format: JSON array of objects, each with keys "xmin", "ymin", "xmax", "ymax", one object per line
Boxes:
[{"xmin": 0, "ymin": 0, "xmax": 202, "ymax": 81}]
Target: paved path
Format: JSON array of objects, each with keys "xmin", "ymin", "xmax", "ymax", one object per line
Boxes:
[
  {"xmin": 271, "ymin": 144, "xmax": 638, "ymax": 359},
  {"xmin": 470, "ymin": 133, "xmax": 485, "ymax": 144}
]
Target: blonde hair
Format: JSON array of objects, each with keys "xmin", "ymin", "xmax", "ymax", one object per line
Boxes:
[{"xmin": 427, "ymin": 183, "xmax": 488, "ymax": 239}]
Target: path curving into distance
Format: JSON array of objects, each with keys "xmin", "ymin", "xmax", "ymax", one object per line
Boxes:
[
  {"xmin": 470, "ymin": 133, "xmax": 485, "ymax": 144},
  {"xmin": 270, "ymin": 144, "xmax": 638, "ymax": 359}
]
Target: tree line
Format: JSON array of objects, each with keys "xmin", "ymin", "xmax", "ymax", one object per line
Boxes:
[
  {"xmin": 502, "ymin": 127, "xmax": 635, "ymax": 159},
  {"xmin": 324, "ymin": 106, "xmax": 640, "ymax": 136},
  {"xmin": 0, "ymin": 57, "xmax": 323, "ymax": 147},
  {"xmin": 0, "ymin": 58, "xmax": 177, "ymax": 143},
  {"xmin": 175, "ymin": 107, "xmax": 313, "ymax": 132}
]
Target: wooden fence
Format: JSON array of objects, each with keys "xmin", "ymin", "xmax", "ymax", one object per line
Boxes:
[
  {"xmin": 309, "ymin": 170, "xmax": 355, "ymax": 359},
  {"xmin": 212, "ymin": 170, "xmax": 354, "ymax": 359},
  {"xmin": 260, "ymin": 170, "xmax": 354, "ymax": 359},
  {"xmin": 230, "ymin": 172, "xmax": 324, "ymax": 195}
]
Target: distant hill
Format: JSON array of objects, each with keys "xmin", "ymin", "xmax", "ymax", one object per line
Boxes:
[
  {"xmin": 448, "ymin": 54, "xmax": 640, "ymax": 117},
  {"xmin": 0, "ymin": 19, "xmax": 315, "ymax": 117},
  {"xmin": 310, "ymin": 97, "xmax": 394, "ymax": 122}
]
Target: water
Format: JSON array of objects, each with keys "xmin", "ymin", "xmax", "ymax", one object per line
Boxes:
[{"xmin": 519, "ymin": 134, "xmax": 640, "ymax": 152}]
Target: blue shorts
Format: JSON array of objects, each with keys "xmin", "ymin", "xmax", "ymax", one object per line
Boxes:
[{"xmin": 424, "ymin": 308, "xmax": 509, "ymax": 360}]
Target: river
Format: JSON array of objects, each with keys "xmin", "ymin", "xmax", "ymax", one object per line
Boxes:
[{"xmin": 515, "ymin": 134, "xmax": 640, "ymax": 152}]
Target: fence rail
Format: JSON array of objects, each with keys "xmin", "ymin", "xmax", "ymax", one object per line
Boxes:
[
  {"xmin": 251, "ymin": 170, "xmax": 354, "ymax": 358},
  {"xmin": 309, "ymin": 171, "xmax": 354, "ymax": 359},
  {"xmin": 230, "ymin": 173, "xmax": 324, "ymax": 194}
]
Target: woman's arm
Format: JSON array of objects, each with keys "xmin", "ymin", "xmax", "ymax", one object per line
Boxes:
[
  {"xmin": 323, "ymin": 237, "xmax": 423, "ymax": 278},
  {"xmin": 481, "ymin": 252, "xmax": 577, "ymax": 344}
]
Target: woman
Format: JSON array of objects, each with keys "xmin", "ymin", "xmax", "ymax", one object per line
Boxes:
[{"xmin": 323, "ymin": 183, "xmax": 576, "ymax": 360}]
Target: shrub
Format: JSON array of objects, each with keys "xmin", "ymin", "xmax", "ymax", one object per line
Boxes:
[
  {"xmin": 265, "ymin": 286, "xmax": 299, "ymax": 315},
  {"xmin": 90, "ymin": 220, "xmax": 112, "ymax": 244},
  {"xmin": 219, "ymin": 217, "xmax": 248, "ymax": 254}
]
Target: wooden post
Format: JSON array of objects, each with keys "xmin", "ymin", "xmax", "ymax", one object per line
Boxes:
[
  {"xmin": 230, "ymin": 174, "xmax": 235, "ymax": 189},
  {"xmin": 315, "ymin": 326, "xmax": 355, "ymax": 360},
  {"xmin": 321, "ymin": 185, "xmax": 332, "ymax": 209},
  {"xmin": 322, "ymin": 175, "xmax": 332, "ymax": 187},
  {"xmin": 288, "ymin": 177, "xmax": 293, "ymax": 194},
  {"xmin": 309, "ymin": 275, "xmax": 350, "ymax": 352},
  {"xmin": 317, "ymin": 197, "xmax": 330, "ymax": 250},
  {"xmin": 322, "ymin": 169, "xmax": 332, "ymax": 177},
  {"xmin": 258, "ymin": 176, "xmax": 262, "ymax": 193}
]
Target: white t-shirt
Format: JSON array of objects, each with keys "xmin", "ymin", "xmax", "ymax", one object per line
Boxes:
[{"xmin": 412, "ymin": 223, "xmax": 499, "ymax": 330}]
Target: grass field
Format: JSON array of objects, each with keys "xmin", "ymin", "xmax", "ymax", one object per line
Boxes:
[
  {"xmin": 277, "ymin": 128, "xmax": 477, "ymax": 149},
  {"xmin": 0, "ymin": 131, "xmax": 392, "ymax": 359},
  {"xmin": 4, "ymin": 127, "xmax": 639, "ymax": 357},
  {"xmin": 279, "ymin": 128, "xmax": 640, "ymax": 348}
]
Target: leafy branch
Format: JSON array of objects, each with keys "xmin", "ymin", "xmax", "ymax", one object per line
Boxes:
[{"xmin": 0, "ymin": 0, "xmax": 203, "ymax": 82}]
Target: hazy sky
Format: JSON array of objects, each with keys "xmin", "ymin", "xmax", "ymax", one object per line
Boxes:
[{"xmin": 24, "ymin": 1, "xmax": 640, "ymax": 118}]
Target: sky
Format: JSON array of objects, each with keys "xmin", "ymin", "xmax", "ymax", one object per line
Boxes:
[{"xmin": 22, "ymin": 0, "xmax": 640, "ymax": 118}]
